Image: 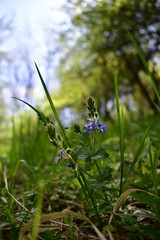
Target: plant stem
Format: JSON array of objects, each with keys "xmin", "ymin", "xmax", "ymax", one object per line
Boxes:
[
  {"xmin": 93, "ymin": 129, "xmax": 96, "ymax": 151},
  {"xmin": 55, "ymin": 141, "xmax": 97, "ymax": 212},
  {"xmin": 94, "ymin": 160, "xmax": 101, "ymax": 177},
  {"xmin": 56, "ymin": 141, "xmax": 92, "ymax": 178},
  {"xmin": 80, "ymin": 171, "xmax": 102, "ymax": 224},
  {"xmin": 76, "ymin": 174, "xmax": 91, "ymax": 208}
]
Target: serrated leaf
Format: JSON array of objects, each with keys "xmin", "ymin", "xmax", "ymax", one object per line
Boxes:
[
  {"xmin": 77, "ymin": 146, "xmax": 92, "ymax": 160},
  {"xmin": 94, "ymin": 167, "xmax": 112, "ymax": 182},
  {"xmin": 91, "ymin": 148, "xmax": 109, "ymax": 160}
]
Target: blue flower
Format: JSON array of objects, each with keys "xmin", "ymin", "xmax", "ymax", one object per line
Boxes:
[
  {"xmin": 58, "ymin": 149, "xmax": 63, "ymax": 156},
  {"xmin": 81, "ymin": 227, "xmax": 87, "ymax": 233},
  {"xmin": 83, "ymin": 121, "xmax": 96, "ymax": 133},
  {"xmin": 66, "ymin": 162, "xmax": 72, "ymax": 167},
  {"xmin": 55, "ymin": 156, "xmax": 60, "ymax": 164},
  {"xmin": 83, "ymin": 120, "xmax": 108, "ymax": 134},
  {"xmin": 97, "ymin": 121, "xmax": 108, "ymax": 133},
  {"xmin": 55, "ymin": 149, "xmax": 64, "ymax": 164}
]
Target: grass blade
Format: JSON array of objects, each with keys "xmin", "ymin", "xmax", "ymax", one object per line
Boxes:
[
  {"xmin": 31, "ymin": 180, "xmax": 45, "ymax": 240},
  {"xmin": 114, "ymin": 70, "xmax": 125, "ymax": 196},
  {"xmin": 148, "ymin": 137, "xmax": 158, "ymax": 196},
  {"xmin": 127, "ymin": 30, "xmax": 160, "ymax": 102},
  {"xmin": 35, "ymin": 62, "xmax": 70, "ymax": 148},
  {"xmin": 12, "ymin": 97, "xmax": 39, "ymax": 115},
  {"xmin": 12, "ymin": 97, "xmax": 49, "ymax": 124},
  {"xmin": 123, "ymin": 127, "xmax": 150, "ymax": 186}
]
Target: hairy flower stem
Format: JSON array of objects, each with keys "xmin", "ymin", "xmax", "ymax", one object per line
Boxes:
[
  {"xmin": 55, "ymin": 141, "xmax": 98, "ymax": 215},
  {"xmin": 56, "ymin": 141, "xmax": 101, "ymax": 222},
  {"xmin": 55, "ymin": 141, "xmax": 92, "ymax": 177}
]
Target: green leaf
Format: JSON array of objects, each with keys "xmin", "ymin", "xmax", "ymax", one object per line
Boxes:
[
  {"xmin": 76, "ymin": 146, "xmax": 109, "ymax": 161},
  {"xmin": 148, "ymin": 137, "xmax": 158, "ymax": 196},
  {"xmin": 91, "ymin": 148, "xmax": 109, "ymax": 160},
  {"xmin": 94, "ymin": 167, "xmax": 112, "ymax": 183},
  {"xmin": 20, "ymin": 160, "xmax": 36, "ymax": 175},
  {"xmin": 76, "ymin": 146, "xmax": 92, "ymax": 160},
  {"xmin": 35, "ymin": 62, "xmax": 70, "ymax": 148},
  {"xmin": 12, "ymin": 97, "xmax": 49, "ymax": 124},
  {"xmin": 40, "ymin": 230, "xmax": 63, "ymax": 240},
  {"xmin": 73, "ymin": 124, "xmax": 81, "ymax": 134}
]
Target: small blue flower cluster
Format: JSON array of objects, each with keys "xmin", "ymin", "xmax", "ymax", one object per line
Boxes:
[
  {"xmin": 83, "ymin": 120, "xmax": 108, "ymax": 134},
  {"xmin": 55, "ymin": 149, "xmax": 63, "ymax": 164}
]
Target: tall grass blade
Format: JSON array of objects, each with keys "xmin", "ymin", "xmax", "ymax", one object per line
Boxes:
[
  {"xmin": 127, "ymin": 30, "xmax": 160, "ymax": 102},
  {"xmin": 119, "ymin": 107, "xmax": 124, "ymax": 194},
  {"xmin": 123, "ymin": 127, "xmax": 150, "ymax": 186},
  {"xmin": 34, "ymin": 62, "xmax": 70, "ymax": 148},
  {"xmin": 34, "ymin": 63, "xmax": 96, "ymax": 216},
  {"xmin": 31, "ymin": 180, "xmax": 45, "ymax": 240},
  {"xmin": 148, "ymin": 137, "xmax": 158, "ymax": 196},
  {"xmin": 12, "ymin": 97, "xmax": 49, "ymax": 125},
  {"xmin": 12, "ymin": 97, "xmax": 39, "ymax": 114},
  {"xmin": 114, "ymin": 70, "xmax": 125, "ymax": 196}
]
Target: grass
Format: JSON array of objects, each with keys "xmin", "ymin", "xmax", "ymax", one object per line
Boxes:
[
  {"xmin": 1, "ymin": 108, "xmax": 160, "ymax": 239},
  {"xmin": 1, "ymin": 94, "xmax": 160, "ymax": 240}
]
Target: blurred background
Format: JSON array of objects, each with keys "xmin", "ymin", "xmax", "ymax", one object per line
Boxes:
[
  {"xmin": 1, "ymin": 2, "xmax": 160, "ymax": 239},
  {"xmin": 0, "ymin": 0, "xmax": 160, "ymax": 144}
]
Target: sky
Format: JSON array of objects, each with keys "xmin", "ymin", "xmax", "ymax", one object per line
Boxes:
[
  {"xmin": 0, "ymin": 0, "xmax": 66, "ymax": 61},
  {"xmin": 0, "ymin": 0, "xmax": 67, "ymax": 106}
]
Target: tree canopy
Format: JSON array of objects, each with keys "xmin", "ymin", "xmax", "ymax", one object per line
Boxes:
[{"xmin": 51, "ymin": 0, "xmax": 160, "ymax": 118}]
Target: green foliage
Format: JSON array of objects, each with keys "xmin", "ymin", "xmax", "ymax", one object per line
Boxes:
[
  {"xmin": 39, "ymin": 229, "xmax": 63, "ymax": 240},
  {"xmin": 52, "ymin": 0, "xmax": 160, "ymax": 117},
  {"xmin": 73, "ymin": 123, "xmax": 81, "ymax": 134},
  {"xmin": 127, "ymin": 30, "xmax": 160, "ymax": 103},
  {"xmin": 1, "ymin": 109, "xmax": 160, "ymax": 239},
  {"xmin": 35, "ymin": 63, "xmax": 70, "ymax": 148},
  {"xmin": 123, "ymin": 127, "xmax": 150, "ymax": 187},
  {"xmin": 1, "ymin": 30, "xmax": 160, "ymax": 239},
  {"xmin": 148, "ymin": 137, "xmax": 159, "ymax": 196}
]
